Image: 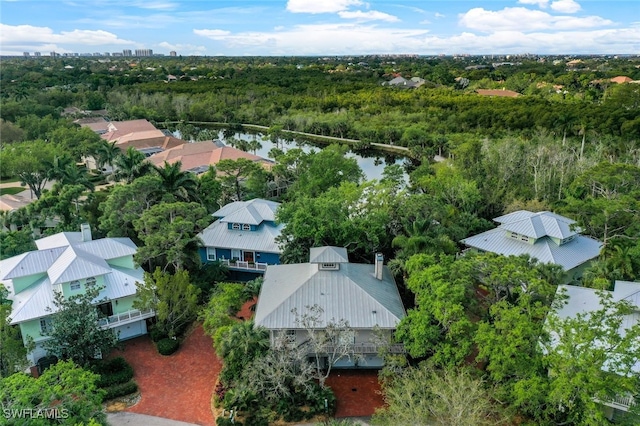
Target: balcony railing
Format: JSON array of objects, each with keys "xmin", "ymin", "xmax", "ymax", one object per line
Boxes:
[
  {"xmin": 321, "ymin": 343, "xmax": 405, "ymax": 355},
  {"xmin": 98, "ymin": 309, "xmax": 155, "ymax": 328},
  {"xmin": 220, "ymin": 259, "xmax": 268, "ymax": 272},
  {"xmin": 595, "ymin": 394, "xmax": 636, "ymax": 411}
]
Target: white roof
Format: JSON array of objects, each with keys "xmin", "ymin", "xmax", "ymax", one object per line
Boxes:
[
  {"xmin": 461, "ymin": 227, "xmax": 602, "ymax": 271},
  {"xmin": 309, "ymin": 246, "xmax": 349, "ymax": 264},
  {"xmin": 214, "ymin": 199, "xmax": 280, "ymax": 225},
  {"xmin": 255, "ymin": 252, "xmax": 405, "ymax": 330},
  {"xmin": 553, "ymin": 281, "xmax": 640, "ymax": 373},
  {"xmin": 199, "ymin": 220, "xmax": 283, "ymax": 253},
  {"xmin": 1, "ymin": 232, "xmax": 143, "ymax": 325},
  {"xmin": 199, "ymin": 199, "xmax": 283, "ymax": 253},
  {"xmin": 494, "ymin": 210, "xmax": 577, "ymax": 239}
]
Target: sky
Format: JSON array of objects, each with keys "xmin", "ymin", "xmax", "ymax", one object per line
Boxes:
[{"xmin": 0, "ymin": 0, "xmax": 638, "ymax": 56}]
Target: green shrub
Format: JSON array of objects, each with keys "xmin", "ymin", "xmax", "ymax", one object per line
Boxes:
[
  {"xmin": 216, "ymin": 417, "xmax": 242, "ymax": 426},
  {"xmin": 103, "ymin": 380, "xmax": 138, "ymax": 400},
  {"xmin": 156, "ymin": 338, "xmax": 179, "ymax": 355},
  {"xmin": 150, "ymin": 325, "xmax": 168, "ymax": 342},
  {"xmin": 90, "ymin": 357, "xmax": 134, "ymax": 388},
  {"xmin": 305, "ymin": 383, "xmax": 337, "ymax": 416}
]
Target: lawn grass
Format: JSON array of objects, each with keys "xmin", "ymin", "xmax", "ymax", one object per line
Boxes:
[
  {"xmin": 0, "ymin": 176, "xmax": 21, "ymax": 183},
  {"xmin": 0, "ymin": 187, "xmax": 25, "ymax": 196}
]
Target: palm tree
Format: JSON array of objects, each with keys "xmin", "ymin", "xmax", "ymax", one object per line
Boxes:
[
  {"xmin": 217, "ymin": 320, "xmax": 270, "ymax": 382},
  {"xmin": 94, "ymin": 141, "xmax": 120, "ymax": 173},
  {"xmin": 57, "ymin": 164, "xmax": 95, "ymax": 192},
  {"xmin": 153, "ymin": 161, "xmax": 198, "ymax": 202},
  {"xmin": 110, "ymin": 147, "xmax": 152, "ymax": 184}
]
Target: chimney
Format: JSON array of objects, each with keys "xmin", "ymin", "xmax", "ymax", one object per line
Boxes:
[
  {"xmin": 374, "ymin": 253, "xmax": 384, "ymax": 280},
  {"xmin": 80, "ymin": 223, "xmax": 92, "ymax": 242}
]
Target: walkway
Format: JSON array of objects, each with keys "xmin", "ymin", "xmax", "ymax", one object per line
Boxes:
[
  {"xmin": 109, "ymin": 324, "xmax": 221, "ymax": 426},
  {"xmin": 325, "ymin": 370, "xmax": 385, "ymax": 418}
]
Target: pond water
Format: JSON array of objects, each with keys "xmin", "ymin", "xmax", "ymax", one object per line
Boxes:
[{"xmin": 196, "ymin": 129, "xmax": 408, "ymax": 182}]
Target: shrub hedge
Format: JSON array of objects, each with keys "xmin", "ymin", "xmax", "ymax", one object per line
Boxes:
[
  {"xmin": 90, "ymin": 357, "xmax": 134, "ymax": 388},
  {"xmin": 103, "ymin": 380, "xmax": 138, "ymax": 400},
  {"xmin": 156, "ymin": 337, "xmax": 179, "ymax": 355}
]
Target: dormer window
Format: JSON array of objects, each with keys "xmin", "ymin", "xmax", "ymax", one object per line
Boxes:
[
  {"xmin": 86, "ymin": 277, "xmax": 96, "ymax": 286},
  {"xmin": 320, "ymin": 263, "xmax": 339, "ymax": 270},
  {"xmin": 232, "ymin": 223, "xmax": 241, "ymax": 230},
  {"xmin": 70, "ymin": 280, "xmax": 81, "ymax": 290},
  {"xmin": 242, "ymin": 224, "xmax": 251, "ymax": 231}
]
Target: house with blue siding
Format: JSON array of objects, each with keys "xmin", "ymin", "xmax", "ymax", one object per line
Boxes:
[
  {"xmin": 0, "ymin": 224, "xmax": 154, "ymax": 373},
  {"xmin": 198, "ymin": 199, "xmax": 283, "ymax": 274}
]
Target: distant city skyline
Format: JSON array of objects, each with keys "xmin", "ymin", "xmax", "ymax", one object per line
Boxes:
[{"xmin": 1, "ymin": 0, "xmax": 638, "ymax": 56}]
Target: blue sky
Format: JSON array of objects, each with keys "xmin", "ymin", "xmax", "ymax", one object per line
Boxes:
[{"xmin": 0, "ymin": 0, "xmax": 638, "ymax": 56}]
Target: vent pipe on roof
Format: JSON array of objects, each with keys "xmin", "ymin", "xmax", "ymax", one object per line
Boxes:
[
  {"xmin": 374, "ymin": 253, "xmax": 384, "ymax": 280},
  {"xmin": 80, "ymin": 223, "xmax": 92, "ymax": 242}
]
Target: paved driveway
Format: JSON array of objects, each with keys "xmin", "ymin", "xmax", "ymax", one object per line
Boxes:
[{"xmin": 109, "ymin": 324, "xmax": 221, "ymax": 426}]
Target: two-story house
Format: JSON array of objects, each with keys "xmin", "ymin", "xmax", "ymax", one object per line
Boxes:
[
  {"xmin": 461, "ymin": 210, "xmax": 603, "ymax": 283},
  {"xmin": 254, "ymin": 246, "xmax": 406, "ymax": 368},
  {"xmin": 0, "ymin": 224, "xmax": 154, "ymax": 371},
  {"xmin": 198, "ymin": 199, "xmax": 283, "ymax": 276}
]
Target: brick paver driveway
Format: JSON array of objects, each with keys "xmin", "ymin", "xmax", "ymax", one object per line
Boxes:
[
  {"xmin": 109, "ymin": 324, "xmax": 221, "ymax": 426},
  {"xmin": 325, "ymin": 370, "xmax": 385, "ymax": 417}
]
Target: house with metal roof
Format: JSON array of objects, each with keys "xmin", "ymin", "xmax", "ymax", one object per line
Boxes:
[
  {"xmin": 550, "ymin": 281, "xmax": 640, "ymax": 419},
  {"xmin": 461, "ymin": 210, "xmax": 602, "ymax": 282},
  {"xmin": 0, "ymin": 224, "xmax": 153, "ymax": 371},
  {"xmin": 254, "ymin": 247, "xmax": 406, "ymax": 368},
  {"xmin": 198, "ymin": 199, "xmax": 283, "ymax": 276}
]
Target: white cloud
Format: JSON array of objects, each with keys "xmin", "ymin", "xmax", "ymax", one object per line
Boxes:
[
  {"xmin": 420, "ymin": 19, "xmax": 431, "ymax": 25},
  {"xmin": 157, "ymin": 41, "xmax": 206, "ymax": 55},
  {"xmin": 550, "ymin": 0, "xmax": 581, "ymax": 13},
  {"xmin": 337, "ymin": 10, "xmax": 400, "ymax": 22},
  {"xmin": 193, "ymin": 29, "xmax": 231, "ymax": 40},
  {"xmin": 131, "ymin": 1, "xmax": 179, "ymax": 11},
  {"xmin": 518, "ymin": 0, "xmax": 549, "ymax": 7},
  {"xmin": 286, "ymin": 0, "xmax": 363, "ymax": 14},
  {"xmin": 193, "ymin": 21, "xmax": 639, "ymax": 55},
  {"xmin": 434, "ymin": 12, "xmax": 445, "ymax": 18},
  {"xmin": 459, "ymin": 7, "xmax": 611, "ymax": 32},
  {"xmin": 0, "ymin": 24, "xmax": 134, "ymax": 46}
]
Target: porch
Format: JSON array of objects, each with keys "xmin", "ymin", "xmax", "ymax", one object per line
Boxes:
[
  {"xmin": 220, "ymin": 258, "xmax": 268, "ymax": 272},
  {"xmin": 98, "ymin": 308, "xmax": 155, "ymax": 329}
]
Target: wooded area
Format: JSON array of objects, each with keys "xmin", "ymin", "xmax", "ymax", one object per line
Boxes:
[{"xmin": 1, "ymin": 55, "xmax": 639, "ymax": 425}]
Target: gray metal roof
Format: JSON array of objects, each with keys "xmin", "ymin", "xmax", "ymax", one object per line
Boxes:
[
  {"xmin": 309, "ymin": 246, "xmax": 349, "ymax": 264},
  {"xmin": 3, "ymin": 232, "xmax": 144, "ymax": 325},
  {"xmin": 198, "ymin": 220, "xmax": 283, "ymax": 253},
  {"xmin": 47, "ymin": 246, "xmax": 112, "ymax": 285},
  {"xmin": 461, "ymin": 227, "xmax": 602, "ymax": 271},
  {"xmin": 213, "ymin": 199, "xmax": 280, "ymax": 225},
  {"xmin": 255, "ymin": 259, "xmax": 405, "ymax": 330},
  {"xmin": 35, "ymin": 232, "xmax": 84, "ymax": 250},
  {"xmin": 0, "ymin": 247, "xmax": 66, "ymax": 280},
  {"xmin": 494, "ymin": 210, "xmax": 576, "ymax": 239}
]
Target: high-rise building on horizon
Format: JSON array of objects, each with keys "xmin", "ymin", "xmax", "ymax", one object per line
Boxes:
[
  {"xmin": 135, "ymin": 49, "xmax": 153, "ymax": 57},
  {"xmin": 170, "ymin": 51, "xmax": 177, "ymax": 57},
  {"xmin": 123, "ymin": 49, "xmax": 132, "ymax": 56}
]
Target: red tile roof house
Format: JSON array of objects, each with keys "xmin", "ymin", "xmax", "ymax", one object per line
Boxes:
[
  {"xmin": 146, "ymin": 140, "xmax": 274, "ymax": 174},
  {"xmin": 610, "ymin": 76, "xmax": 633, "ymax": 84}
]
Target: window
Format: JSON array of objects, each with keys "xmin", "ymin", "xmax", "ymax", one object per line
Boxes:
[
  {"xmin": 320, "ymin": 263, "xmax": 339, "ymax": 270},
  {"xmin": 86, "ymin": 276, "xmax": 96, "ymax": 286},
  {"xmin": 520, "ymin": 235, "xmax": 529, "ymax": 242},
  {"xmin": 70, "ymin": 280, "xmax": 81, "ymax": 290},
  {"xmin": 40, "ymin": 318, "xmax": 52, "ymax": 335},
  {"xmin": 509, "ymin": 232, "xmax": 519, "ymax": 240},
  {"xmin": 207, "ymin": 247, "xmax": 216, "ymax": 261},
  {"xmin": 232, "ymin": 223, "xmax": 241, "ymax": 230},
  {"xmin": 242, "ymin": 224, "xmax": 251, "ymax": 231},
  {"xmin": 285, "ymin": 329, "xmax": 296, "ymax": 343}
]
